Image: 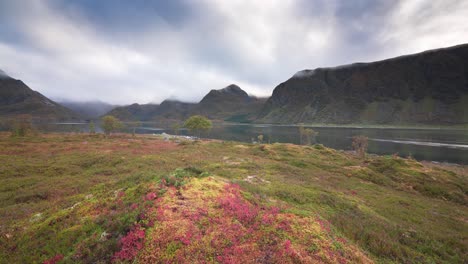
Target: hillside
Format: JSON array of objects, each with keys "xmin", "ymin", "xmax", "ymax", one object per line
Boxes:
[
  {"xmin": 258, "ymin": 44, "xmax": 468, "ymax": 125},
  {"xmin": 106, "ymin": 84, "xmax": 266, "ymax": 123},
  {"xmin": 58, "ymin": 100, "xmax": 117, "ymax": 119},
  {"xmin": 107, "ymin": 100, "xmax": 195, "ymax": 122},
  {"xmin": 193, "ymin": 84, "xmax": 266, "ymax": 121},
  {"xmin": 0, "ymin": 70, "xmax": 80, "ymax": 121},
  {"xmin": 0, "ymin": 133, "xmax": 466, "ymax": 263}
]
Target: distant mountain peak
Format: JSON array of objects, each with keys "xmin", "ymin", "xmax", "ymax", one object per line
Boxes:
[
  {"xmin": 292, "ymin": 70, "xmax": 316, "ymax": 79},
  {"xmin": 0, "ymin": 69, "xmax": 11, "ymax": 79},
  {"xmin": 218, "ymin": 84, "xmax": 243, "ymax": 94},
  {"xmin": 161, "ymin": 99, "xmax": 182, "ymax": 104},
  {"xmin": 207, "ymin": 84, "xmax": 248, "ymax": 98},
  {"xmin": 222, "ymin": 84, "xmax": 242, "ymax": 91}
]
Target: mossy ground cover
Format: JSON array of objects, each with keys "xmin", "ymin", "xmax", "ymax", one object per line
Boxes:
[{"xmin": 0, "ymin": 133, "xmax": 466, "ymax": 263}]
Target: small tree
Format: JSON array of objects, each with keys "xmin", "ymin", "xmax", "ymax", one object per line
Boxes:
[
  {"xmin": 128, "ymin": 121, "xmax": 141, "ymax": 137},
  {"xmin": 298, "ymin": 124, "xmax": 305, "ymax": 144},
  {"xmin": 298, "ymin": 124, "xmax": 318, "ymax": 145},
  {"xmin": 101, "ymin": 115, "xmax": 123, "ymax": 136},
  {"xmin": 257, "ymin": 134, "xmax": 264, "ymax": 144},
  {"xmin": 304, "ymin": 128, "xmax": 318, "ymax": 145},
  {"xmin": 352, "ymin": 135, "xmax": 368, "ymax": 158},
  {"xmin": 172, "ymin": 123, "xmax": 182, "ymax": 135},
  {"xmin": 10, "ymin": 114, "xmax": 34, "ymax": 137},
  {"xmin": 184, "ymin": 115, "xmax": 212, "ymax": 137},
  {"xmin": 89, "ymin": 121, "xmax": 96, "ymax": 134}
]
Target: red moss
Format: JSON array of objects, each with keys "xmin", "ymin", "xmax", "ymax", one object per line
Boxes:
[
  {"xmin": 218, "ymin": 184, "xmax": 259, "ymax": 224},
  {"xmin": 112, "ymin": 225, "xmax": 146, "ymax": 262},
  {"xmin": 145, "ymin": 192, "xmax": 157, "ymax": 201},
  {"xmin": 43, "ymin": 254, "xmax": 63, "ymax": 264}
]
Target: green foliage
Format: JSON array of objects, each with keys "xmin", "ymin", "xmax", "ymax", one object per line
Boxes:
[
  {"xmin": 160, "ymin": 167, "xmax": 209, "ymax": 189},
  {"xmin": 101, "ymin": 115, "xmax": 123, "ymax": 135},
  {"xmin": 183, "ymin": 115, "xmax": 212, "ymax": 137}
]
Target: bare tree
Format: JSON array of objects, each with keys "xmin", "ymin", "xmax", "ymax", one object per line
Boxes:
[
  {"xmin": 352, "ymin": 135, "xmax": 368, "ymax": 158},
  {"xmin": 298, "ymin": 124, "xmax": 318, "ymax": 145},
  {"xmin": 257, "ymin": 134, "xmax": 264, "ymax": 144}
]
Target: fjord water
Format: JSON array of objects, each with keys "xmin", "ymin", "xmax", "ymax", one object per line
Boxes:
[{"xmin": 45, "ymin": 122, "xmax": 468, "ymax": 164}]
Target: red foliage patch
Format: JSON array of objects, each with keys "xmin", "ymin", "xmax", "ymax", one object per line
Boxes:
[
  {"xmin": 112, "ymin": 225, "xmax": 146, "ymax": 262},
  {"xmin": 145, "ymin": 192, "xmax": 157, "ymax": 201},
  {"xmin": 218, "ymin": 184, "xmax": 259, "ymax": 224},
  {"xmin": 43, "ymin": 254, "xmax": 63, "ymax": 264}
]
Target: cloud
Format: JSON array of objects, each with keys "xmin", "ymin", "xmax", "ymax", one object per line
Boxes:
[
  {"xmin": 376, "ymin": 0, "xmax": 468, "ymax": 58},
  {"xmin": 0, "ymin": 0, "xmax": 467, "ymax": 104}
]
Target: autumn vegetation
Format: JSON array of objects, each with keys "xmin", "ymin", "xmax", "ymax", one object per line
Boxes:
[{"xmin": 0, "ymin": 133, "xmax": 466, "ymax": 263}]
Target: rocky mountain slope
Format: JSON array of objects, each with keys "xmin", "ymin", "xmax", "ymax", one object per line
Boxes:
[
  {"xmin": 0, "ymin": 70, "xmax": 80, "ymax": 121},
  {"xmin": 258, "ymin": 44, "xmax": 468, "ymax": 125},
  {"xmin": 193, "ymin": 84, "xmax": 266, "ymax": 121}
]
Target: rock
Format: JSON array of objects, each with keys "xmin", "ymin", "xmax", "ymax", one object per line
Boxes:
[
  {"xmin": 99, "ymin": 231, "xmax": 110, "ymax": 241},
  {"xmin": 30, "ymin": 213, "xmax": 42, "ymax": 222}
]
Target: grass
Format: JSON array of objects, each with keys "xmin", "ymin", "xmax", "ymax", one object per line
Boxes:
[{"xmin": 0, "ymin": 132, "xmax": 466, "ymax": 263}]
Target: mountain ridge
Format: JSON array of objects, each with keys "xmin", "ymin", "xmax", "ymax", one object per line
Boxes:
[
  {"xmin": 258, "ymin": 43, "xmax": 468, "ymax": 124},
  {"xmin": 2, "ymin": 44, "xmax": 468, "ymax": 125},
  {"xmin": 106, "ymin": 84, "xmax": 266, "ymax": 122},
  {"xmin": 0, "ymin": 72, "xmax": 81, "ymax": 121}
]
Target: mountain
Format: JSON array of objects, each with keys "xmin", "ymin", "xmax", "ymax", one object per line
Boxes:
[
  {"xmin": 58, "ymin": 100, "xmax": 117, "ymax": 119},
  {"xmin": 195, "ymin": 84, "xmax": 251, "ymax": 115},
  {"xmin": 106, "ymin": 84, "xmax": 266, "ymax": 123},
  {"xmin": 106, "ymin": 103, "xmax": 160, "ymax": 121},
  {"xmin": 107, "ymin": 100, "xmax": 195, "ymax": 122},
  {"xmin": 156, "ymin": 100, "xmax": 196, "ymax": 120},
  {"xmin": 258, "ymin": 44, "xmax": 468, "ymax": 125},
  {"xmin": 193, "ymin": 84, "xmax": 266, "ymax": 121},
  {"xmin": 0, "ymin": 70, "xmax": 80, "ymax": 121}
]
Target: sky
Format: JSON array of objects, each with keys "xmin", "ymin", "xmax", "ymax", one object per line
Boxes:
[{"xmin": 1, "ymin": 0, "xmax": 468, "ymax": 105}]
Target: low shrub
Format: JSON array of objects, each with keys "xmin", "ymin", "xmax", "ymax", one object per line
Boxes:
[{"xmin": 160, "ymin": 167, "xmax": 210, "ymax": 188}]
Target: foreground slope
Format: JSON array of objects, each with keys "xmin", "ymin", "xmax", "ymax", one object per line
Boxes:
[
  {"xmin": 259, "ymin": 44, "xmax": 468, "ymax": 124},
  {"xmin": 0, "ymin": 70, "xmax": 80, "ymax": 121},
  {"xmin": 0, "ymin": 134, "xmax": 466, "ymax": 263}
]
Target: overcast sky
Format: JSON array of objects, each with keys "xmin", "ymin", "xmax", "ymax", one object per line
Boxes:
[{"xmin": 1, "ymin": 0, "xmax": 468, "ymax": 104}]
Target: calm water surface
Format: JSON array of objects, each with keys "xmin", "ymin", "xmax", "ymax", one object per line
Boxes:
[{"xmin": 42, "ymin": 122, "xmax": 468, "ymax": 164}]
